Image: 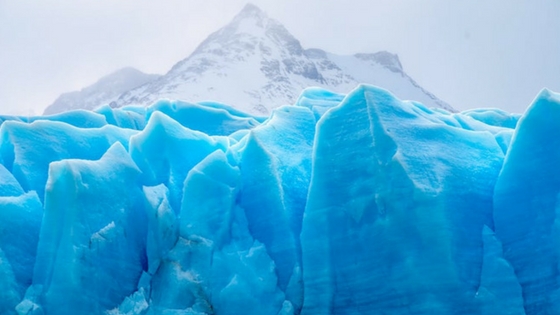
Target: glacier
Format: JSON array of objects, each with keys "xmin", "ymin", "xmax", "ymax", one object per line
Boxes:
[{"xmin": 0, "ymin": 85, "xmax": 558, "ymax": 315}]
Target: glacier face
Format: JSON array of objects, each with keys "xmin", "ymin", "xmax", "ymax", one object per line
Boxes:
[{"xmin": 0, "ymin": 85, "xmax": 557, "ymax": 315}]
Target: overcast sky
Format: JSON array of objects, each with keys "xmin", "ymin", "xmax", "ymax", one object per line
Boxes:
[{"xmin": 0, "ymin": 0, "xmax": 559, "ymax": 115}]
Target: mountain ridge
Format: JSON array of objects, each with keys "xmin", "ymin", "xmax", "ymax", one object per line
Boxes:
[
  {"xmin": 43, "ymin": 67, "xmax": 160, "ymax": 115},
  {"xmin": 44, "ymin": 3, "xmax": 454, "ymax": 115}
]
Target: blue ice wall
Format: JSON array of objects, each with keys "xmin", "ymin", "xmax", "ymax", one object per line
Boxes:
[
  {"xmin": 301, "ymin": 86, "xmax": 515, "ymax": 314},
  {"xmin": 493, "ymin": 89, "xmax": 560, "ymax": 314},
  {"xmin": 0, "ymin": 85, "xmax": 555, "ymax": 315}
]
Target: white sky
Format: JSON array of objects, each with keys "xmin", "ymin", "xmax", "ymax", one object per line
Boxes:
[{"xmin": 0, "ymin": 0, "xmax": 559, "ymax": 115}]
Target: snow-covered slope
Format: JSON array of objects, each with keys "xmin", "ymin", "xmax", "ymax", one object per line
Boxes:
[
  {"xmin": 113, "ymin": 4, "xmax": 453, "ymax": 114},
  {"xmin": 43, "ymin": 67, "xmax": 160, "ymax": 115},
  {"xmin": 45, "ymin": 4, "xmax": 453, "ymax": 115}
]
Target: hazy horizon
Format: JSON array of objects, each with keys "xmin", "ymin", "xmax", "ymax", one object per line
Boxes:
[{"xmin": 1, "ymin": 0, "xmax": 559, "ymax": 115}]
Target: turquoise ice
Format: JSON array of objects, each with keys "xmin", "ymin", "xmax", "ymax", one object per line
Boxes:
[{"xmin": 0, "ymin": 86, "xmax": 557, "ymax": 314}]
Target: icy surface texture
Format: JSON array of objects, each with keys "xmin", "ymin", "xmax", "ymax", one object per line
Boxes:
[{"xmin": 0, "ymin": 85, "xmax": 554, "ymax": 315}]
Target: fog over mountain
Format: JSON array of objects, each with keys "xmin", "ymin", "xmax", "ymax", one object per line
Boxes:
[
  {"xmin": 44, "ymin": 68, "xmax": 160, "ymax": 115},
  {"xmin": 44, "ymin": 4, "xmax": 453, "ymax": 115},
  {"xmin": 1, "ymin": 0, "xmax": 558, "ymax": 115}
]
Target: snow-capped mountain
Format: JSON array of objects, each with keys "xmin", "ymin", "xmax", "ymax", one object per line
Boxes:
[
  {"xmin": 113, "ymin": 4, "xmax": 453, "ymax": 114},
  {"xmin": 46, "ymin": 4, "xmax": 453, "ymax": 115},
  {"xmin": 43, "ymin": 67, "xmax": 160, "ymax": 115}
]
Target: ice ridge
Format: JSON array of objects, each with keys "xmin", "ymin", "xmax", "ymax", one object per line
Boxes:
[{"xmin": 0, "ymin": 85, "xmax": 554, "ymax": 315}]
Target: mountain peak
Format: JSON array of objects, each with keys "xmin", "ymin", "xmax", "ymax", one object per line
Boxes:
[
  {"xmin": 236, "ymin": 3, "xmax": 267, "ymax": 19},
  {"xmin": 54, "ymin": 3, "xmax": 453, "ymax": 115},
  {"xmin": 170, "ymin": 3, "xmax": 302, "ymax": 75},
  {"xmin": 227, "ymin": 3, "xmax": 274, "ymax": 36}
]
